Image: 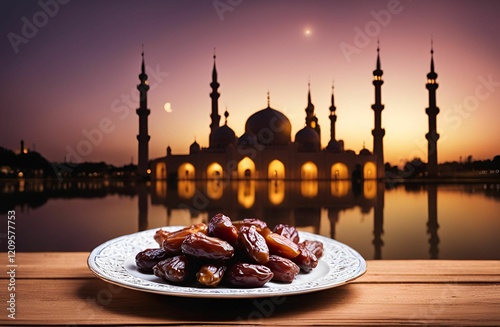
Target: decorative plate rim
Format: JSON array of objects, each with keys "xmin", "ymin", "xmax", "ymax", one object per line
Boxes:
[{"xmin": 87, "ymin": 226, "xmax": 367, "ymax": 298}]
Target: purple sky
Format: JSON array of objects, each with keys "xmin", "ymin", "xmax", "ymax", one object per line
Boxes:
[{"xmin": 1, "ymin": 0, "xmax": 499, "ymax": 166}]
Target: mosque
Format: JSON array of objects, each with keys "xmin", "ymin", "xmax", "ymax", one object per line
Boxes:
[{"xmin": 140, "ymin": 45, "xmax": 439, "ymax": 181}]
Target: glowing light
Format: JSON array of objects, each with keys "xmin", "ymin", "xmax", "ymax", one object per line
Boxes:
[
  {"xmin": 178, "ymin": 163, "xmax": 195, "ymax": 180},
  {"xmin": 238, "ymin": 180, "xmax": 255, "ymax": 208},
  {"xmin": 238, "ymin": 157, "xmax": 255, "ymax": 179},
  {"xmin": 304, "ymin": 28, "xmax": 312, "ymax": 36},
  {"xmin": 268, "ymin": 180, "xmax": 285, "ymax": 205},
  {"xmin": 156, "ymin": 162, "xmax": 167, "ymax": 179},
  {"xmin": 301, "ymin": 161, "xmax": 318, "ymax": 180},
  {"xmin": 268, "ymin": 160, "xmax": 285, "ymax": 179},
  {"xmin": 164, "ymin": 102, "xmax": 173, "ymax": 113},
  {"xmin": 207, "ymin": 162, "xmax": 223, "ymax": 179},
  {"xmin": 206, "ymin": 179, "xmax": 223, "ymax": 200},
  {"xmin": 146, "ymin": 169, "xmax": 151, "ymax": 174},
  {"xmin": 363, "ymin": 162, "xmax": 377, "ymax": 179}
]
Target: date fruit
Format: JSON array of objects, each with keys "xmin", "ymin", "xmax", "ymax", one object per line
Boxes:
[
  {"xmin": 135, "ymin": 248, "xmax": 170, "ymax": 273},
  {"xmin": 301, "ymin": 240, "xmax": 324, "ymax": 259},
  {"xmin": 232, "ymin": 218, "xmax": 268, "ymax": 233},
  {"xmin": 292, "ymin": 243, "xmax": 318, "ymax": 273},
  {"xmin": 224, "ymin": 263, "xmax": 274, "ymax": 288},
  {"xmin": 153, "ymin": 255, "xmax": 193, "ymax": 283},
  {"xmin": 162, "ymin": 223, "xmax": 208, "ymax": 255},
  {"xmin": 153, "ymin": 229, "xmax": 170, "ymax": 246},
  {"xmin": 238, "ymin": 225, "xmax": 269, "ymax": 264},
  {"xmin": 208, "ymin": 213, "xmax": 239, "ymax": 245},
  {"xmin": 273, "ymin": 224, "xmax": 300, "ymax": 244},
  {"xmin": 181, "ymin": 232, "xmax": 234, "ymax": 262},
  {"xmin": 265, "ymin": 232, "xmax": 300, "ymax": 259},
  {"xmin": 265, "ymin": 255, "xmax": 300, "ymax": 283},
  {"xmin": 196, "ymin": 264, "xmax": 226, "ymax": 287}
]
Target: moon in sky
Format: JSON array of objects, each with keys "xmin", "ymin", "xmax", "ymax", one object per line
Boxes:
[
  {"xmin": 304, "ymin": 28, "xmax": 312, "ymax": 36},
  {"xmin": 164, "ymin": 102, "xmax": 172, "ymax": 113}
]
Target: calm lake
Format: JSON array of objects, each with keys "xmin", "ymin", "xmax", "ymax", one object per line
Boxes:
[{"xmin": 1, "ymin": 179, "xmax": 499, "ymax": 260}]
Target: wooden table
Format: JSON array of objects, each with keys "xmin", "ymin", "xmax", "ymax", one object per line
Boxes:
[{"xmin": 1, "ymin": 253, "xmax": 499, "ymax": 326}]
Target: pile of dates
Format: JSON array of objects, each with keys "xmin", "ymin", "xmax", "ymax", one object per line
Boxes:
[{"xmin": 135, "ymin": 213, "xmax": 324, "ymax": 288}]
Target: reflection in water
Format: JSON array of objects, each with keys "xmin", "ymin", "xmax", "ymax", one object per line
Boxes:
[
  {"xmin": 331, "ymin": 180, "xmax": 350, "ymax": 197},
  {"xmin": 138, "ymin": 182, "xmax": 148, "ymax": 231},
  {"xmin": 206, "ymin": 179, "xmax": 223, "ymax": 200},
  {"xmin": 238, "ymin": 180, "xmax": 255, "ymax": 208},
  {"xmin": 268, "ymin": 180, "xmax": 285, "ymax": 205},
  {"xmin": 300, "ymin": 180, "xmax": 318, "ymax": 198},
  {"xmin": 427, "ymin": 184, "xmax": 439, "ymax": 259},
  {"xmin": 1, "ymin": 179, "xmax": 499, "ymax": 259},
  {"xmin": 373, "ymin": 182, "xmax": 384, "ymax": 259},
  {"xmin": 178, "ymin": 180, "xmax": 195, "ymax": 199}
]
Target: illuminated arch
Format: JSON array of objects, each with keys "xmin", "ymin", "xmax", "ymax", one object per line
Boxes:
[
  {"xmin": 331, "ymin": 162, "xmax": 349, "ymax": 180},
  {"xmin": 178, "ymin": 163, "xmax": 195, "ymax": 180},
  {"xmin": 363, "ymin": 162, "xmax": 377, "ymax": 180},
  {"xmin": 207, "ymin": 162, "xmax": 223, "ymax": 179},
  {"xmin": 156, "ymin": 162, "xmax": 167, "ymax": 180},
  {"xmin": 301, "ymin": 161, "xmax": 318, "ymax": 180},
  {"xmin": 268, "ymin": 160, "xmax": 285, "ymax": 179},
  {"xmin": 237, "ymin": 157, "xmax": 255, "ymax": 179}
]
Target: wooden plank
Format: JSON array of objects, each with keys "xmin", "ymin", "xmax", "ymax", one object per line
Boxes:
[
  {"xmin": 2, "ymin": 252, "xmax": 95, "ymax": 279},
  {"xmin": 4, "ymin": 253, "xmax": 500, "ymax": 283},
  {"xmin": 360, "ymin": 260, "xmax": 500, "ymax": 283},
  {"xmin": 2, "ymin": 278, "xmax": 499, "ymax": 326}
]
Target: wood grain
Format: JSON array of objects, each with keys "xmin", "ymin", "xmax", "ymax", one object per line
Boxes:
[{"xmin": 1, "ymin": 252, "xmax": 499, "ymax": 326}]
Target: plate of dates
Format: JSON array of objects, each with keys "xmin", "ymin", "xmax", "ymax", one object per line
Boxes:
[{"xmin": 88, "ymin": 215, "xmax": 366, "ymax": 298}]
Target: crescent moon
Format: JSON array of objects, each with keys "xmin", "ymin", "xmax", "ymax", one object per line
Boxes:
[{"xmin": 164, "ymin": 102, "xmax": 173, "ymax": 113}]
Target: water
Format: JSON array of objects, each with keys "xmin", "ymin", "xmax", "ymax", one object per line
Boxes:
[{"xmin": 1, "ymin": 179, "xmax": 499, "ymax": 260}]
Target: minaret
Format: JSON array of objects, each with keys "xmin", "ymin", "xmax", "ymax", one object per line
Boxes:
[
  {"xmin": 305, "ymin": 81, "xmax": 321, "ymax": 140},
  {"xmin": 371, "ymin": 43, "xmax": 385, "ymax": 179},
  {"xmin": 136, "ymin": 46, "xmax": 151, "ymax": 177},
  {"xmin": 329, "ymin": 83, "xmax": 337, "ymax": 142},
  {"xmin": 425, "ymin": 42, "xmax": 440, "ymax": 178},
  {"xmin": 209, "ymin": 51, "xmax": 221, "ymax": 148}
]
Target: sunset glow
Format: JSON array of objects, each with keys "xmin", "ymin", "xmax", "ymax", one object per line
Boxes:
[{"xmin": 1, "ymin": 1, "xmax": 499, "ymax": 166}]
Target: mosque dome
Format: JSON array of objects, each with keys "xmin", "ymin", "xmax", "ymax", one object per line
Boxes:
[
  {"xmin": 212, "ymin": 124, "xmax": 236, "ymax": 149},
  {"xmin": 189, "ymin": 140, "xmax": 200, "ymax": 154},
  {"xmin": 359, "ymin": 147, "xmax": 372, "ymax": 156},
  {"xmin": 238, "ymin": 132, "xmax": 258, "ymax": 147},
  {"xmin": 295, "ymin": 126, "xmax": 320, "ymax": 152},
  {"xmin": 326, "ymin": 139, "xmax": 343, "ymax": 153},
  {"xmin": 245, "ymin": 107, "xmax": 291, "ymax": 146}
]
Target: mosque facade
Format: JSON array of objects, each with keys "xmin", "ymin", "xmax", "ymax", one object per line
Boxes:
[{"xmin": 149, "ymin": 50, "xmax": 387, "ymax": 181}]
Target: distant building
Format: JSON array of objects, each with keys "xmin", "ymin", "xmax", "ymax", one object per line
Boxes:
[
  {"xmin": 136, "ymin": 48, "xmax": 151, "ymax": 177},
  {"xmin": 425, "ymin": 43, "xmax": 440, "ymax": 177},
  {"xmin": 150, "ymin": 51, "xmax": 384, "ymax": 181}
]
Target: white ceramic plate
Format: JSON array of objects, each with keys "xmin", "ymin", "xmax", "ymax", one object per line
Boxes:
[{"xmin": 87, "ymin": 226, "xmax": 366, "ymax": 298}]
